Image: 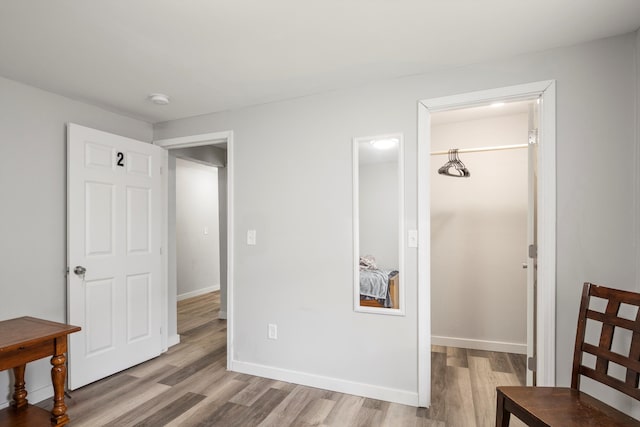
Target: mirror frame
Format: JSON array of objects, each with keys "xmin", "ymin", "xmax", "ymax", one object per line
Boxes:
[{"xmin": 353, "ymin": 133, "xmax": 405, "ymax": 315}]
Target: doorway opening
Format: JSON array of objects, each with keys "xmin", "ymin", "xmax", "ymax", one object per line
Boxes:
[
  {"xmin": 427, "ymin": 99, "xmax": 535, "ymax": 423},
  {"xmin": 417, "ymin": 81, "xmax": 556, "ymax": 407},
  {"xmin": 174, "ymin": 155, "xmax": 224, "ymax": 306},
  {"xmin": 155, "ymin": 131, "xmax": 234, "ymax": 369}
]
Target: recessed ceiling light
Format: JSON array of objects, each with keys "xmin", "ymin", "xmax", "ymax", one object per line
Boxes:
[
  {"xmin": 490, "ymin": 102, "xmax": 505, "ymax": 108},
  {"xmin": 148, "ymin": 93, "xmax": 170, "ymax": 105},
  {"xmin": 370, "ymin": 138, "xmax": 398, "ymax": 150}
]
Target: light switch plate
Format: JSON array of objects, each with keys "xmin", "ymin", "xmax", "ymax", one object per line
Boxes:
[
  {"xmin": 247, "ymin": 229, "xmax": 257, "ymax": 245},
  {"xmin": 268, "ymin": 323, "xmax": 277, "ymax": 340}
]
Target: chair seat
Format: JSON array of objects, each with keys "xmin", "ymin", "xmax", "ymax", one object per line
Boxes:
[{"xmin": 497, "ymin": 386, "xmax": 640, "ymax": 427}]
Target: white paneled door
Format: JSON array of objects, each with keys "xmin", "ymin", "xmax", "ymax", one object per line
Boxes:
[{"xmin": 67, "ymin": 124, "xmax": 163, "ymax": 390}]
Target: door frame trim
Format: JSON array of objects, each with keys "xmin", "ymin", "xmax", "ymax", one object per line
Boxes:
[
  {"xmin": 417, "ymin": 80, "xmax": 556, "ymax": 406},
  {"xmin": 154, "ymin": 130, "xmax": 234, "ymax": 369}
]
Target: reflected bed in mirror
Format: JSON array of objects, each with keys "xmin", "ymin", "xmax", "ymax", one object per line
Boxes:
[
  {"xmin": 353, "ymin": 133, "xmax": 404, "ymax": 315},
  {"xmin": 359, "ymin": 255, "xmax": 399, "ymax": 308}
]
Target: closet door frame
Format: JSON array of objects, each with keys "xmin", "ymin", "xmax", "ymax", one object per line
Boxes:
[{"xmin": 416, "ymin": 80, "xmax": 556, "ymax": 407}]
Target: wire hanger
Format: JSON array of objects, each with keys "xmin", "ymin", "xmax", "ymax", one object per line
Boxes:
[{"xmin": 438, "ymin": 149, "xmax": 471, "ymax": 178}]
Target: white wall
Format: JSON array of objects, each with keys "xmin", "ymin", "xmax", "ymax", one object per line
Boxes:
[
  {"xmin": 176, "ymin": 158, "xmax": 220, "ymax": 299},
  {"xmin": 359, "ymin": 161, "xmax": 399, "ymax": 270},
  {"xmin": 154, "ymin": 32, "xmax": 639, "ymax": 409},
  {"xmin": 633, "ymin": 28, "xmax": 640, "ymax": 419},
  {"xmin": 0, "ymin": 76, "xmax": 152, "ymax": 407},
  {"xmin": 636, "ymin": 28, "xmax": 640, "ymax": 290},
  {"xmin": 430, "ymin": 113, "xmax": 528, "ymax": 353},
  {"xmin": 217, "ymin": 167, "xmax": 228, "ymax": 319},
  {"xmin": 167, "ymin": 154, "xmax": 178, "ymax": 344}
]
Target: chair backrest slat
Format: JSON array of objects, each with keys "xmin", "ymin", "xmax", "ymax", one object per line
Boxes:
[
  {"xmin": 626, "ymin": 308, "xmax": 640, "ymax": 388},
  {"xmin": 586, "ymin": 310, "xmax": 640, "ymax": 333},
  {"xmin": 595, "ymin": 299, "xmax": 621, "ymax": 374},
  {"xmin": 571, "ymin": 282, "xmax": 640, "ymax": 401},
  {"xmin": 571, "ymin": 283, "xmax": 591, "ymax": 390},
  {"xmin": 579, "ymin": 366, "xmax": 640, "ymax": 400},
  {"xmin": 582, "ymin": 343, "xmax": 640, "ymax": 374}
]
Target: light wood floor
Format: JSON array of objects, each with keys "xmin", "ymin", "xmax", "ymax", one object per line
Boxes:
[{"xmin": 55, "ymin": 292, "xmax": 526, "ymax": 426}]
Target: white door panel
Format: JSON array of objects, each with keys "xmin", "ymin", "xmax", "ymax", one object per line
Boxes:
[{"xmin": 67, "ymin": 123, "xmax": 163, "ymax": 390}]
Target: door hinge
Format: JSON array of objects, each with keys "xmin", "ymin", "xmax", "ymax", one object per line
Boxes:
[
  {"xmin": 527, "ymin": 356, "xmax": 537, "ymax": 372},
  {"xmin": 160, "ymin": 246, "xmax": 163, "ymax": 255},
  {"xmin": 160, "ymin": 166, "xmax": 163, "ymax": 175},
  {"xmin": 528, "ymin": 244, "xmax": 537, "ymax": 259},
  {"xmin": 528, "ymin": 129, "xmax": 538, "ymax": 145}
]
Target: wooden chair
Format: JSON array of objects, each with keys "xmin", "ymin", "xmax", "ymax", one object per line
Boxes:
[{"xmin": 496, "ymin": 282, "xmax": 640, "ymax": 426}]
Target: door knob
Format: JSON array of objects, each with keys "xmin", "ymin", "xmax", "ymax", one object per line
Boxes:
[{"xmin": 73, "ymin": 266, "xmax": 86, "ymax": 277}]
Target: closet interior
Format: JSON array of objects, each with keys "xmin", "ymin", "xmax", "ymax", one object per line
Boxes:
[{"xmin": 430, "ymin": 100, "xmax": 536, "ymax": 358}]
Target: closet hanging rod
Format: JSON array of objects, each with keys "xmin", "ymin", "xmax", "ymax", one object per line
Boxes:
[{"xmin": 430, "ymin": 143, "xmax": 528, "ymax": 156}]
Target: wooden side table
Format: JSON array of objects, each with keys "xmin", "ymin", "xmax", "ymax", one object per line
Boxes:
[{"xmin": 0, "ymin": 317, "xmax": 80, "ymax": 427}]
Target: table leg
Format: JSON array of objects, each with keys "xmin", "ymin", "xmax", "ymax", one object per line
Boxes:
[
  {"xmin": 11, "ymin": 364, "xmax": 28, "ymax": 410},
  {"xmin": 50, "ymin": 354, "xmax": 69, "ymax": 426}
]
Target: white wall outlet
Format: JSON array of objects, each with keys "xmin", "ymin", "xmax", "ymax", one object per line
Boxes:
[
  {"xmin": 204, "ymin": 226, "xmax": 209, "ymax": 235},
  {"xmin": 247, "ymin": 229, "xmax": 257, "ymax": 245},
  {"xmin": 408, "ymin": 229, "xmax": 418, "ymax": 248},
  {"xmin": 268, "ymin": 323, "xmax": 278, "ymax": 340}
]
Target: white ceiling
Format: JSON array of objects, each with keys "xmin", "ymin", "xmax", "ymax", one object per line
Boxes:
[{"xmin": 1, "ymin": 1, "xmax": 639, "ymax": 124}]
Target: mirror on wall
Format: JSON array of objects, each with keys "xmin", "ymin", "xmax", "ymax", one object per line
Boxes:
[{"xmin": 353, "ymin": 133, "xmax": 404, "ymax": 315}]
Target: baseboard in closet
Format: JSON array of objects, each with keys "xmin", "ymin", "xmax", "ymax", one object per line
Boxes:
[{"xmin": 432, "ymin": 335, "xmax": 527, "ymax": 355}]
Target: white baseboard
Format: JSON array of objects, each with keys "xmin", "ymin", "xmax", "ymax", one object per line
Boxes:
[
  {"xmin": 431, "ymin": 335, "xmax": 527, "ymax": 355},
  {"xmin": 229, "ymin": 359, "xmax": 419, "ymax": 407},
  {"xmin": 177, "ymin": 285, "xmax": 219, "ymax": 301},
  {"xmin": 168, "ymin": 334, "xmax": 181, "ymax": 347},
  {"xmin": 218, "ymin": 310, "xmax": 227, "ymax": 319},
  {"xmin": 0, "ymin": 384, "xmax": 53, "ymax": 409}
]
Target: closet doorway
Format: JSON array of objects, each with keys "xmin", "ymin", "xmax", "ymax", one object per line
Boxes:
[
  {"xmin": 430, "ymin": 101, "xmax": 535, "ymax": 421},
  {"xmin": 416, "ymin": 81, "xmax": 556, "ymax": 407}
]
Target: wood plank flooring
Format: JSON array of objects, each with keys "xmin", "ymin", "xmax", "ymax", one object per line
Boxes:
[{"xmin": 51, "ymin": 292, "xmax": 527, "ymax": 426}]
